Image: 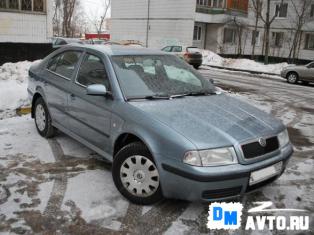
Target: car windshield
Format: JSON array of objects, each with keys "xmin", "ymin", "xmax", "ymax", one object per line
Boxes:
[{"xmin": 111, "ymin": 55, "xmax": 215, "ymax": 100}]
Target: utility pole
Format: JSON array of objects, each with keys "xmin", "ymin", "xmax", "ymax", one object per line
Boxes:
[{"xmin": 146, "ymin": 0, "xmax": 151, "ymax": 48}]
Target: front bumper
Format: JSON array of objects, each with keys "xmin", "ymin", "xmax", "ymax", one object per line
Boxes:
[
  {"xmin": 280, "ymin": 70, "xmax": 288, "ymax": 78},
  {"xmin": 158, "ymin": 143, "xmax": 293, "ymax": 202}
]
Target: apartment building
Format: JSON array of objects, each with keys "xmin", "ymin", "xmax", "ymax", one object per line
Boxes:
[
  {"xmin": 111, "ymin": 0, "xmax": 314, "ymax": 61},
  {"xmin": 0, "ymin": 0, "xmax": 53, "ymax": 64}
]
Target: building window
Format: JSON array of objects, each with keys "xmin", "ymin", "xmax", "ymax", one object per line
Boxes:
[
  {"xmin": 34, "ymin": 0, "xmax": 44, "ymax": 11},
  {"xmin": 271, "ymin": 32, "xmax": 284, "ymax": 47},
  {"xmin": 223, "ymin": 28, "xmax": 236, "ymax": 44},
  {"xmin": 310, "ymin": 4, "xmax": 314, "ymax": 17},
  {"xmin": 21, "ymin": 0, "xmax": 32, "ymax": 11},
  {"xmin": 0, "ymin": 0, "xmax": 6, "ymax": 8},
  {"xmin": 251, "ymin": 30, "xmax": 260, "ymax": 46},
  {"xmin": 305, "ymin": 34, "xmax": 314, "ymax": 50},
  {"xmin": 196, "ymin": 0, "xmax": 224, "ymax": 8},
  {"xmin": 275, "ymin": 3, "xmax": 288, "ymax": 18},
  {"xmin": 0, "ymin": 0, "xmax": 45, "ymax": 12},
  {"xmin": 9, "ymin": 0, "xmax": 19, "ymax": 9},
  {"xmin": 193, "ymin": 26, "xmax": 202, "ymax": 41}
]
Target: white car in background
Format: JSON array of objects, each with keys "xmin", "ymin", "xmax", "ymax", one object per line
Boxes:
[{"xmin": 161, "ymin": 46, "xmax": 203, "ymax": 69}]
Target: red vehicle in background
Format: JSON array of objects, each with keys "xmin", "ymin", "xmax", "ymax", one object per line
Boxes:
[{"xmin": 85, "ymin": 33, "xmax": 110, "ymax": 40}]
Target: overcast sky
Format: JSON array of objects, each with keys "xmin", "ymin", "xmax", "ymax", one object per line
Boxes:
[
  {"xmin": 82, "ymin": 0, "xmax": 111, "ymax": 19},
  {"xmin": 81, "ymin": 0, "xmax": 111, "ymax": 32}
]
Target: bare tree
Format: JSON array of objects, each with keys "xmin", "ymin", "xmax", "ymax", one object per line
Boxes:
[
  {"xmin": 232, "ymin": 17, "xmax": 248, "ymax": 56},
  {"xmin": 288, "ymin": 0, "xmax": 313, "ymax": 62},
  {"xmin": 52, "ymin": 0, "xmax": 62, "ymax": 36},
  {"xmin": 62, "ymin": 0, "xmax": 78, "ymax": 37},
  {"xmin": 252, "ymin": 0, "xmax": 284, "ymax": 64},
  {"xmin": 251, "ymin": 0, "xmax": 263, "ymax": 59},
  {"xmin": 88, "ymin": 0, "xmax": 111, "ymax": 38}
]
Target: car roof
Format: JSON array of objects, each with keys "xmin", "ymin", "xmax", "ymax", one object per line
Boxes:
[{"xmin": 66, "ymin": 44, "xmax": 166, "ymax": 56}]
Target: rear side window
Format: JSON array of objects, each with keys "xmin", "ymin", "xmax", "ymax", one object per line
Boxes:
[
  {"xmin": 47, "ymin": 51, "xmax": 81, "ymax": 79},
  {"xmin": 76, "ymin": 54, "xmax": 110, "ymax": 89},
  {"xmin": 172, "ymin": 46, "xmax": 182, "ymax": 52},
  {"xmin": 162, "ymin": 46, "xmax": 172, "ymax": 52}
]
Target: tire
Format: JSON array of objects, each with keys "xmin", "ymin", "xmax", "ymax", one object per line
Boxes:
[
  {"xmin": 112, "ymin": 142, "xmax": 163, "ymax": 205},
  {"xmin": 193, "ymin": 64, "xmax": 201, "ymax": 69},
  {"xmin": 286, "ymin": 72, "xmax": 299, "ymax": 84},
  {"xmin": 34, "ymin": 97, "xmax": 56, "ymax": 138}
]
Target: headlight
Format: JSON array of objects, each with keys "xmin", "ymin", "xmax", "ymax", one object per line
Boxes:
[
  {"xmin": 183, "ymin": 147, "xmax": 238, "ymax": 167},
  {"xmin": 278, "ymin": 129, "xmax": 290, "ymax": 147}
]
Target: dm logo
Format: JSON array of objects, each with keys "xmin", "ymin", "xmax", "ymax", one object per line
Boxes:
[{"xmin": 207, "ymin": 202, "xmax": 243, "ymax": 230}]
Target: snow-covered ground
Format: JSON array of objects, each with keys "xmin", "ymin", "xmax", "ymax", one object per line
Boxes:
[
  {"xmin": 202, "ymin": 50, "xmax": 290, "ymax": 75},
  {"xmin": 0, "ymin": 60, "xmax": 40, "ymax": 119}
]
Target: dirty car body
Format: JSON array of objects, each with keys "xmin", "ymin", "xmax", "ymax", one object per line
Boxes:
[{"xmin": 28, "ymin": 45, "xmax": 293, "ymax": 204}]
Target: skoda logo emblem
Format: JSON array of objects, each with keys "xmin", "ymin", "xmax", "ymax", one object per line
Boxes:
[{"xmin": 258, "ymin": 138, "xmax": 267, "ymax": 147}]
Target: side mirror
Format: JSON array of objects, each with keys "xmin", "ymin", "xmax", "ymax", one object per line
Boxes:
[{"xmin": 86, "ymin": 84, "xmax": 108, "ymax": 96}]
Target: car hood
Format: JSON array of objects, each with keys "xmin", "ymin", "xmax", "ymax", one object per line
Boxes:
[{"xmin": 130, "ymin": 94, "xmax": 284, "ymax": 149}]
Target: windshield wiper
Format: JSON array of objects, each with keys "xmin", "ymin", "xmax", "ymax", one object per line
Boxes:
[
  {"xmin": 127, "ymin": 94, "xmax": 171, "ymax": 101},
  {"xmin": 178, "ymin": 91, "xmax": 215, "ymax": 97}
]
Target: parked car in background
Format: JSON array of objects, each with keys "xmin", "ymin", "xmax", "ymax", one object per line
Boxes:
[
  {"xmin": 103, "ymin": 41, "xmax": 123, "ymax": 46},
  {"xmin": 281, "ymin": 61, "xmax": 314, "ymax": 85},
  {"xmin": 28, "ymin": 45, "xmax": 293, "ymax": 205},
  {"xmin": 52, "ymin": 37, "xmax": 84, "ymax": 48},
  {"xmin": 161, "ymin": 46, "xmax": 203, "ymax": 69}
]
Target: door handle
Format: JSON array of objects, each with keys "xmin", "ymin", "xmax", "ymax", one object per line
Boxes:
[{"xmin": 70, "ymin": 94, "xmax": 76, "ymax": 100}]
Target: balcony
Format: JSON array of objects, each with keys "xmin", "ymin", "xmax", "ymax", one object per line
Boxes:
[{"xmin": 196, "ymin": 5, "xmax": 248, "ymax": 16}]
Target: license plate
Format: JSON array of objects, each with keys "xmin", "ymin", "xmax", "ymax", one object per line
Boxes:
[{"xmin": 249, "ymin": 162, "xmax": 283, "ymax": 186}]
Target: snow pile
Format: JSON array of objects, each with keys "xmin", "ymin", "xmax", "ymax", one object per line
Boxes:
[
  {"xmin": 202, "ymin": 50, "xmax": 289, "ymax": 75},
  {"xmin": 0, "ymin": 60, "xmax": 40, "ymax": 119}
]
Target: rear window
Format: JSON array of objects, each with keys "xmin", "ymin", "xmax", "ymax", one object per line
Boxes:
[{"xmin": 187, "ymin": 47, "xmax": 201, "ymax": 53}]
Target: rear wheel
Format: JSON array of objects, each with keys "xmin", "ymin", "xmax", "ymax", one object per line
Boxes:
[
  {"xmin": 112, "ymin": 142, "xmax": 163, "ymax": 205},
  {"xmin": 286, "ymin": 72, "xmax": 298, "ymax": 84},
  {"xmin": 34, "ymin": 97, "xmax": 56, "ymax": 138}
]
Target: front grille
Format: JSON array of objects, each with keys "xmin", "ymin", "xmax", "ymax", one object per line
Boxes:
[
  {"xmin": 242, "ymin": 136, "xmax": 279, "ymax": 159},
  {"xmin": 202, "ymin": 187, "xmax": 242, "ymax": 199}
]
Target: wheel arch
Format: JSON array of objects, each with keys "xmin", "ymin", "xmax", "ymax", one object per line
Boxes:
[
  {"xmin": 31, "ymin": 86, "xmax": 46, "ymax": 118},
  {"xmin": 31, "ymin": 92, "xmax": 43, "ymax": 118},
  {"xmin": 113, "ymin": 132, "xmax": 154, "ymax": 159}
]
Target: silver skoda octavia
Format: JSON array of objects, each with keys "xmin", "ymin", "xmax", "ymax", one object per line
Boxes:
[{"xmin": 28, "ymin": 45, "xmax": 293, "ymax": 205}]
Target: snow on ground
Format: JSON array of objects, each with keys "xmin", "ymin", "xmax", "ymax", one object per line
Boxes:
[
  {"xmin": 202, "ymin": 50, "xmax": 290, "ymax": 75},
  {"xmin": 0, "ymin": 60, "xmax": 40, "ymax": 119}
]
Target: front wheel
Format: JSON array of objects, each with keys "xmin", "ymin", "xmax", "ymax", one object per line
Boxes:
[
  {"xmin": 287, "ymin": 72, "xmax": 298, "ymax": 84},
  {"xmin": 34, "ymin": 97, "xmax": 56, "ymax": 138},
  {"xmin": 112, "ymin": 142, "xmax": 163, "ymax": 205}
]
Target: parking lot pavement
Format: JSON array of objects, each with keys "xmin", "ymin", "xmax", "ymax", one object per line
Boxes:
[{"xmin": 0, "ymin": 69, "xmax": 313, "ymax": 234}]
